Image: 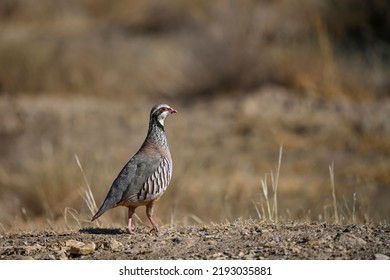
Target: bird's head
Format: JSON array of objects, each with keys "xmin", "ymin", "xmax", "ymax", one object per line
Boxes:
[{"xmin": 150, "ymin": 104, "xmax": 177, "ymax": 126}]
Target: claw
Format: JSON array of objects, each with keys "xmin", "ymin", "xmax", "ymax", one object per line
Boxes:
[{"xmin": 150, "ymin": 227, "xmax": 160, "ymax": 236}]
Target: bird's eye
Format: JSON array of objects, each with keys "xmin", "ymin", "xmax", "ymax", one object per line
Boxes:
[{"xmin": 161, "ymin": 107, "xmax": 167, "ymax": 111}]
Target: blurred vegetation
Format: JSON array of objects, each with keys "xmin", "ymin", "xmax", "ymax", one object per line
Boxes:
[
  {"xmin": 0, "ymin": 0, "xmax": 389, "ymax": 230},
  {"xmin": 0, "ymin": 0, "xmax": 389, "ymax": 98}
]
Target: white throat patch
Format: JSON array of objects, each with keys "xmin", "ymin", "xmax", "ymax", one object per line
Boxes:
[{"xmin": 157, "ymin": 111, "xmax": 170, "ymax": 126}]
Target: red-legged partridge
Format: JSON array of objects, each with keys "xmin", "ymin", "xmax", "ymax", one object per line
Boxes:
[{"xmin": 92, "ymin": 104, "xmax": 177, "ymax": 233}]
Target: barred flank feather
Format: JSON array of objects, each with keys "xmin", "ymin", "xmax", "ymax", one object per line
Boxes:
[{"xmin": 139, "ymin": 157, "xmax": 172, "ymax": 201}]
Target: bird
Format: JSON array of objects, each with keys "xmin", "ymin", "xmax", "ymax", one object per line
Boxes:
[{"xmin": 91, "ymin": 104, "xmax": 177, "ymax": 233}]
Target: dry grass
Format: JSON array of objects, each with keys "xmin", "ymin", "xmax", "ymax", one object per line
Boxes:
[
  {"xmin": 329, "ymin": 162, "xmax": 339, "ymax": 224},
  {"xmin": 0, "ymin": 0, "xmax": 389, "ymax": 230},
  {"xmin": 257, "ymin": 146, "xmax": 282, "ymax": 222},
  {"xmin": 75, "ymin": 154, "xmax": 98, "ymax": 220}
]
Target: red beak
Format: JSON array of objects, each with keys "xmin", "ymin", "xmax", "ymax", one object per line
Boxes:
[{"xmin": 169, "ymin": 108, "xmax": 178, "ymax": 114}]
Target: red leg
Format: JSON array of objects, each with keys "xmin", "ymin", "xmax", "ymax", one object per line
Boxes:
[
  {"xmin": 146, "ymin": 203, "xmax": 159, "ymax": 232},
  {"xmin": 127, "ymin": 207, "xmax": 135, "ymax": 234}
]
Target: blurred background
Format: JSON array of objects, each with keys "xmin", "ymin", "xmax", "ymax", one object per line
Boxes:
[{"xmin": 0, "ymin": 0, "xmax": 389, "ymax": 231}]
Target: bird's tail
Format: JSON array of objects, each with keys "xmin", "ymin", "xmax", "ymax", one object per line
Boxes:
[
  {"xmin": 91, "ymin": 196, "xmax": 117, "ymax": 222},
  {"xmin": 91, "ymin": 174, "xmax": 131, "ymax": 222},
  {"xmin": 91, "ymin": 207, "xmax": 105, "ymax": 222}
]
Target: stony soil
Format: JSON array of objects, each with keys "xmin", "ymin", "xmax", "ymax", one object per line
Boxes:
[{"xmin": 1, "ymin": 221, "xmax": 389, "ymax": 260}]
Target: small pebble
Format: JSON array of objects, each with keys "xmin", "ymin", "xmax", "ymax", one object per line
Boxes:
[{"xmin": 374, "ymin": 254, "xmax": 389, "ymax": 260}]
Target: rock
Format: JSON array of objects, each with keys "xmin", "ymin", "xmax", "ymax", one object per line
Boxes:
[
  {"xmin": 244, "ymin": 255, "xmax": 255, "ymax": 260},
  {"xmin": 210, "ymin": 252, "xmax": 227, "ymax": 260},
  {"xmin": 264, "ymin": 241, "xmax": 277, "ymax": 248},
  {"xmin": 70, "ymin": 243, "xmax": 96, "ymax": 255},
  {"xmin": 66, "ymin": 240, "xmax": 96, "ymax": 255},
  {"xmin": 336, "ymin": 233, "xmax": 366, "ymax": 247},
  {"xmin": 58, "ymin": 253, "xmax": 68, "ymax": 260},
  {"xmin": 17, "ymin": 256, "xmax": 34, "ymax": 260},
  {"xmin": 291, "ymin": 246, "xmax": 301, "ymax": 254},
  {"xmin": 108, "ymin": 239, "xmax": 123, "ymax": 251},
  {"xmin": 66, "ymin": 240, "xmax": 85, "ymax": 248},
  {"xmin": 309, "ymin": 240, "xmax": 321, "ymax": 248},
  {"xmin": 55, "ymin": 249, "xmax": 68, "ymax": 260},
  {"xmin": 374, "ymin": 254, "xmax": 389, "ymax": 260},
  {"xmin": 25, "ymin": 244, "xmax": 43, "ymax": 255}
]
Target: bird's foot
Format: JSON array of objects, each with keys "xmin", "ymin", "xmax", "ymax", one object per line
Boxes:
[
  {"xmin": 126, "ymin": 227, "xmax": 135, "ymax": 234},
  {"xmin": 149, "ymin": 226, "xmax": 160, "ymax": 235}
]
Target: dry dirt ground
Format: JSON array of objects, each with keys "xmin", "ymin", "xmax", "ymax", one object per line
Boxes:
[{"xmin": 1, "ymin": 221, "xmax": 389, "ymax": 260}]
